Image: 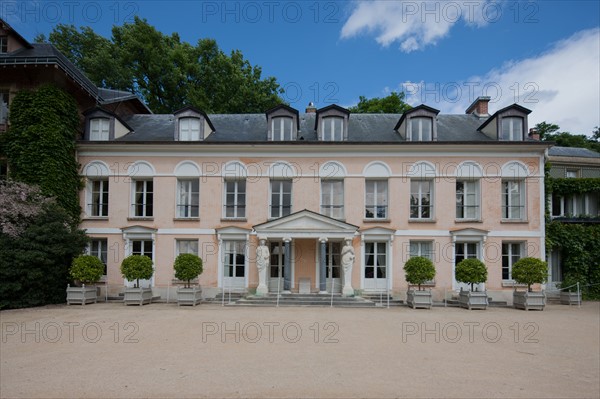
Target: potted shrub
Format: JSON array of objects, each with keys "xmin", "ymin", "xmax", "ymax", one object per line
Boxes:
[
  {"xmin": 455, "ymin": 258, "xmax": 489, "ymax": 310},
  {"xmin": 512, "ymin": 257, "xmax": 548, "ymax": 311},
  {"xmin": 174, "ymin": 253, "xmax": 203, "ymax": 306},
  {"xmin": 66, "ymin": 255, "xmax": 105, "ymax": 305},
  {"xmin": 559, "ymin": 276, "xmax": 582, "ymax": 306},
  {"xmin": 404, "ymin": 256, "xmax": 436, "ymax": 309},
  {"xmin": 121, "ymin": 255, "xmax": 154, "ymax": 306}
]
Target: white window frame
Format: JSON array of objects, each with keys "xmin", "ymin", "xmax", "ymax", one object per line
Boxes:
[
  {"xmin": 409, "ymin": 117, "xmax": 433, "ymax": 141},
  {"xmin": 272, "ymin": 117, "xmax": 293, "ymax": 141},
  {"xmin": 270, "ymin": 179, "xmax": 292, "ymax": 219},
  {"xmin": 179, "ymin": 117, "xmax": 201, "ymax": 141},
  {"xmin": 456, "ymin": 179, "xmax": 480, "ymax": 220},
  {"xmin": 176, "ymin": 178, "xmax": 200, "ymax": 218},
  {"xmin": 90, "ymin": 118, "xmax": 110, "ymax": 141},
  {"xmin": 365, "ymin": 179, "xmax": 388, "ymax": 220},
  {"xmin": 320, "ymin": 179, "xmax": 344, "ymax": 219},
  {"xmin": 321, "ymin": 116, "xmax": 343, "ymax": 141},
  {"xmin": 223, "ymin": 240, "xmax": 246, "ymax": 278},
  {"xmin": 410, "ymin": 179, "xmax": 433, "ymax": 220},
  {"xmin": 364, "ymin": 241, "xmax": 388, "ymax": 279},
  {"xmin": 502, "ymin": 242, "xmax": 523, "ymax": 281},
  {"xmin": 88, "ymin": 238, "xmax": 108, "ymax": 277},
  {"xmin": 88, "ymin": 178, "xmax": 109, "ymax": 217},
  {"xmin": 176, "ymin": 239, "xmax": 199, "ymax": 256},
  {"xmin": 223, "ymin": 179, "xmax": 246, "ymax": 219},
  {"xmin": 500, "ymin": 117, "xmax": 524, "ymax": 141},
  {"xmin": 131, "ymin": 179, "xmax": 154, "ymax": 218},
  {"xmin": 409, "ymin": 241, "xmax": 434, "ymax": 260},
  {"xmin": 502, "ymin": 179, "xmax": 525, "ymax": 220}
]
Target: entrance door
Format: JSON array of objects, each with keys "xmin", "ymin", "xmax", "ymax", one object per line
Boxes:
[
  {"xmin": 325, "ymin": 242, "xmax": 342, "ymax": 293},
  {"xmin": 454, "ymin": 242, "xmax": 479, "ymax": 290},
  {"xmin": 126, "ymin": 240, "xmax": 154, "ymax": 288},
  {"xmin": 364, "ymin": 242, "xmax": 387, "ymax": 291},
  {"xmin": 548, "ymin": 249, "xmax": 563, "ymax": 292},
  {"xmin": 223, "ymin": 240, "xmax": 246, "ymax": 290},
  {"xmin": 269, "ymin": 242, "xmax": 286, "ymax": 292}
]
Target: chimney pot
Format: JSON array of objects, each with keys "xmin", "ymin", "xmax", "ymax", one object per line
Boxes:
[
  {"xmin": 465, "ymin": 96, "xmax": 491, "ymax": 117},
  {"xmin": 528, "ymin": 128, "xmax": 540, "ymax": 141}
]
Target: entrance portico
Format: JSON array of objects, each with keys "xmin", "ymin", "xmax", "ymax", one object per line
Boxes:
[{"xmin": 253, "ymin": 210, "xmax": 358, "ymax": 295}]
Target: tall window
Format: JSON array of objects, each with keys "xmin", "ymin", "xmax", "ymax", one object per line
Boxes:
[
  {"xmin": 132, "ymin": 240, "xmax": 153, "ymax": 259},
  {"xmin": 325, "ymin": 242, "xmax": 341, "ymax": 279},
  {"xmin": 455, "ymin": 242, "xmax": 478, "ymax": 264},
  {"xmin": 410, "ymin": 180, "xmax": 432, "ymax": 219},
  {"xmin": 502, "ymin": 242, "xmax": 523, "ymax": 280},
  {"xmin": 90, "ymin": 118, "xmax": 110, "ymax": 141},
  {"xmin": 0, "ymin": 89, "xmax": 8, "ymax": 124},
  {"xmin": 89, "ymin": 238, "xmax": 108, "ymax": 276},
  {"xmin": 365, "ymin": 180, "xmax": 388, "ymax": 219},
  {"xmin": 0, "ymin": 36, "xmax": 7, "ymax": 54},
  {"xmin": 179, "ymin": 117, "xmax": 201, "ymax": 141},
  {"xmin": 176, "ymin": 240, "xmax": 199, "ymax": 256},
  {"xmin": 409, "ymin": 241, "xmax": 434, "ymax": 261},
  {"xmin": 500, "ymin": 117, "xmax": 523, "ymax": 141},
  {"xmin": 270, "ymin": 180, "xmax": 292, "ymax": 218},
  {"xmin": 321, "ymin": 180, "xmax": 344, "ymax": 219},
  {"xmin": 322, "ymin": 117, "xmax": 343, "ymax": 141},
  {"xmin": 224, "ymin": 241, "xmax": 245, "ymax": 278},
  {"xmin": 89, "ymin": 179, "xmax": 109, "ymax": 217},
  {"xmin": 456, "ymin": 180, "xmax": 479, "ymax": 219},
  {"xmin": 409, "ymin": 117, "xmax": 433, "ymax": 141},
  {"xmin": 364, "ymin": 242, "xmax": 387, "ymax": 279},
  {"xmin": 176, "ymin": 179, "xmax": 199, "ymax": 218},
  {"xmin": 224, "ymin": 180, "xmax": 246, "ymax": 218},
  {"xmin": 133, "ymin": 180, "xmax": 153, "ymax": 217},
  {"xmin": 502, "ymin": 180, "xmax": 525, "ymax": 219},
  {"xmin": 272, "ymin": 117, "xmax": 293, "ymax": 141}
]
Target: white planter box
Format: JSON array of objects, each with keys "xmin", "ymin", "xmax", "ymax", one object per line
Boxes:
[
  {"xmin": 123, "ymin": 287, "xmax": 153, "ymax": 306},
  {"xmin": 513, "ymin": 290, "xmax": 546, "ymax": 311},
  {"xmin": 177, "ymin": 286, "xmax": 203, "ymax": 306},
  {"xmin": 406, "ymin": 289, "xmax": 432, "ymax": 309},
  {"xmin": 66, "ymin": 285, "xmax": 97, "ymax": 305},
  {"xmin": 560, "ymin": 291, "xmax": 581, "ymax": 306},
  {"xmin": 459, "ymin": 290, "xmax": 488, "ymax": 310}
]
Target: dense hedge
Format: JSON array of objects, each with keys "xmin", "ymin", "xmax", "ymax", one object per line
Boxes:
[{"xmin": 547, "ymin": 177, "xmax": 600, "ymax": 196}]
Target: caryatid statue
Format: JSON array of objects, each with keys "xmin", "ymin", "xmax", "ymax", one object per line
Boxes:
[
  {"xmin": 341, "ymin": 238, "xmax": 355, "ymax": 296},
  {"xmin": 256, "ymin": 239, "xmax": 269, "ymax": 295}
]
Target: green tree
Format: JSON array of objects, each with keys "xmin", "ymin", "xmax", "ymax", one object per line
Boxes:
[
  {"xmin": 174, "ymin": 253, "xmax": 203, "ymax": 288},
  {"xmin": 403, "ymin": 256, "xmax": 436, "ymax": 290},
  {"xmin": 538, "ymin": 121, "xmax": 600, "ymax": 153},
  {"xmin": 3, "ymin": 85, "xmax": 82, "ymax": 223},
  {"xmin": 511, "ymin": 257, "xmax": 548, "ymax": 292},
  {"xmin": 44, "ymin": 18, "xmax": 284, "ymax": 113},
  {"xmin": 455, "ymin": 259, "xmax": 488, "ymax": 291},
  {"xmin": 349, "ymin": 91, "xmax": 412, "ymax": 113},
  {"xmin": 534, "ymin": 121, "xmax": 559, "ymax": 140}
]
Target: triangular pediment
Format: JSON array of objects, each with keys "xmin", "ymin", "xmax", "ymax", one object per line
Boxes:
[{"xmin": 254, "ymin": 210, "xmax": 358, "ymax": 238}]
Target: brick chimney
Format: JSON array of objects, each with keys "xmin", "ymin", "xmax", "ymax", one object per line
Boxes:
[
  {"xmin": 528, "ymin": 128, "xmax": 540, "ymax": 141},
  {"xmin": 465, "ymin": 96, "xmax": 491, "ymax": 117},
  {"xmin": 305, "ymin": 102, "xmax": 316, "ymax": 113}
]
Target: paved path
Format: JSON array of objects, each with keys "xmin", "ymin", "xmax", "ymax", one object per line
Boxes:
[{"xmin": 1, "ymin": 302, "xmax": 599, "ymax": 398}]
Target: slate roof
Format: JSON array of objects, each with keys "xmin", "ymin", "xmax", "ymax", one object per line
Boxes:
[
  {"xmin": 548, "ymin": 146, "xmax": 600, "ymax": 158},
  {"xmin": 117, "ymin": 112, "xmax": 499, "ymax": 143}
]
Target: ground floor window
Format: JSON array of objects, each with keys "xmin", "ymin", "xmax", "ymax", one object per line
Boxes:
[
  {"xmin": 224, "ymin": 241, "xmax": 245, "ymax": 278},
  {"xmin": 89, "ymin": 238, "xmax": 108, "ymax": 276},
  {"xmin": 502, "ymin": 242, "xmax": 523, "ymax": 280},
  {"xmin": 176, "ymin": 239, "xmax": 199, "ymax": 255},
  {"xmin": 365, "ymin": 242, "xmax": 387, "ymax": 279},
  {"xmin": 132, "ymin": 240, "xmax": 153, "ymax": 260}
]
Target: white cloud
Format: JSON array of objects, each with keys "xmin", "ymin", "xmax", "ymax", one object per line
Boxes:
[
  {"xmin": 341, "ymin": 0, "xmax": 494, "ymax": 52},
  {"xmin": 398, "ymin": 28, "xmax": 600, "ymax": 135}
]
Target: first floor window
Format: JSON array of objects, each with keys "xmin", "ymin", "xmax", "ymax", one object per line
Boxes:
[
  {"xmin": 270, "ymin": 180, "xmax": 292, "ymax": 218},
  {"xmin": 364, "ymin": 242, "xmax": 387, "ymax": 279},
  {"xmin": 410, "ymin": 180, "xmax": 432, "ymax": 219},
  {"xmin": 89, "ymin": 238, "xmax": 108, "ymax": 275},
  {"xmin": 90, "ymin": 179, "xmax": 109, "ymax": 217},
  {"xmin": 321, "ymin": 180, "xmax": 344, "ymax": 219},
  {"xmin": 455, "ymin": 242, "xmax": 478, "ymax": 264},
  {"xmin": 502, "ymin": 180, "xmax": 524, "ymax": 219},
  {"xmin": 365, "ymin": 180, "xmax": 388, "ymax": 219},
  {"xmin": 90, "ymin": 118, "xmax": 110, "ymax": 141},
  {"xmin": 176, "ymin": 240, "xmax": 199, "ymax": 256},
  {"xmin": 456, "ymin": 180, "xmax": 479, "ymax": 219},
  {"xmin": 224, "ymin": 241, "xmax": 245, "ymax": 277},
  {"xmin": 502, "ymin": 242, "xmax": 523, "ymax": 280},
  {"xmin": 133, "ymin": 180, "xmax": 153, "ymax": 217},
  {"xmin": 179, "ymin": 117, "xmax": 201, "ymax": 141},
  {"xmin": 177, "ymin": 179, "xmax": 199, "ymax": 218},
  {"xmin": 224, "ymin": 180, "xmax": 246, "ymax": 218}
]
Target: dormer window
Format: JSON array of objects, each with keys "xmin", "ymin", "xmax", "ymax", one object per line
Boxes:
[
  {"xmin": 322, "ymin": 116, "xmax": 344, "ymax": 141},
  {"xmin": 179, "ymin": 117, "xmax": 201, "ymax": 141},
  {"xmin": 409, "ymin": 117, "xmax": 433, "ymax": 141},
  {"xmin": 90, "ymin": 118, "xmax": 110, "ymax": 141},
  {"xmin": 500, "ymin": 117, "xmax": 523, "ymax": 141},
  {"xmin": 272, "ymin": 117, "xmax": 293, "ymax": 141},
  {"xmin": 0, "ymin": 36, "xmax": 7, "ymax": 54}
]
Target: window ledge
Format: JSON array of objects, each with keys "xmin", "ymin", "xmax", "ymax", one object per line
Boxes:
[
  {"xmin": 363, "ymin": 219, "xmax": 391, "ymax": 223},
  {"xmin": 455, "ymin": 219, "xmax": 482, "ymax": 223},
  {"xmin": 173, "ymin": 218, "xmax": 200, "ymax": 221},
  {"xmin": 127, "ymin": 217, "xmax": 154, "ymax": 221},
  {"xmin": 501, "ymin": 219, "xmax": 529, "ymax": 224},
  {"xmin": 83, "ymin": 216, "xmax": 109, "ymax": 221},
  {"xmin": 221, "ymin": 218, "xmax": 247, "ymax": 222},
  {"xmin": 408, "ymin": 219, "xmax": 437, "ymax": 223}
]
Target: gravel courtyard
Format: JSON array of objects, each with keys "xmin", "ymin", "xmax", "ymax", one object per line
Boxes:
[{"xmin": 1, "ymin": 302, "xmax": 599, "ymax": 399}]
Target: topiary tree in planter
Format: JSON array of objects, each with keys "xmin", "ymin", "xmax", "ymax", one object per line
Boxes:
[
  {"xmin": 174, "ymin": 253, "xmax": 204, "ymax": 306},
  {"xmin": 120, "ymin": 255, "xmax": 154, "ymax": 305},
  {"xmin": 455, "ymin": 258, "xmax": 488, "ymax": 310},
  {"xmin": 404, "ymin": 256, "xmax": 436, "ymax": 309},
  {"xmin": 512, "ymin": 257, "xmax": 548, "ymax": 311},
  {"xmin": 66, "ymin": 255, "xmax": 105, "ymax": 305}
]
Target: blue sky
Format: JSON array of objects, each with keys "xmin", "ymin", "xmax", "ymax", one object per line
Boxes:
[{"xmin": 3, "ymin": 0, "xmax": 600, "ymax": 134}]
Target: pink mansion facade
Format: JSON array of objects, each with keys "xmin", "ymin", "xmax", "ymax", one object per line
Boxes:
[{"xmin": 78, "ymin": 100, "xmax": 549, "ymax": 303}]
